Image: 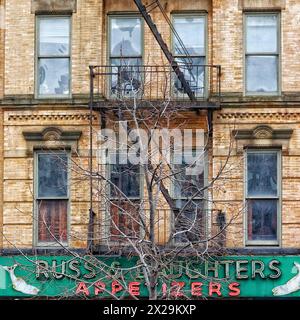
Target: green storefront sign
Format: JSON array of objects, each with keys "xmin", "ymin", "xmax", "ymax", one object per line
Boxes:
[{"xmin": 0, "ymin": 255, "xmax": 300, "ymax": 298}]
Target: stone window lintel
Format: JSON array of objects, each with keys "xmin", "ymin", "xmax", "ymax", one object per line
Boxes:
[{"xmin": 23, "ymin": 127, "xmax": 82, "ymax": 155}]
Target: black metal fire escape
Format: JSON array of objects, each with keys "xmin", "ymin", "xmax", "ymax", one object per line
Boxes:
[
  {"xmin": 133, "ymin": 0, "xmax": 196, "ymax": 102},
  {"xmin": 88, "ymin": 0, "xmax": 222, "ymax": 251}
]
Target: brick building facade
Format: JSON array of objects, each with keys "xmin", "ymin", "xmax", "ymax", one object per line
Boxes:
[{"xmin": 0, "ymin": 0, "xmax": 300, "ymax": 257}]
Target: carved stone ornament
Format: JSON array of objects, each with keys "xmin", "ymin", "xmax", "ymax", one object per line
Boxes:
[
  {"xmin": 253, "ymin": 126, "xmax": 273, "ymax": 139},
  {"xmin": 23, "ymin": 127, "xmax": 82, "ymax": 155},
  {"xmin": 232, "ymin": 125, "xmax": 293, "ymax": 155}
]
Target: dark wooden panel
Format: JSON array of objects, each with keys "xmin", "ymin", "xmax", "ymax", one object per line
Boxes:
[
  {"xmin": 38, "ymin": 200, "xmax": 68, "ymax": 243},
  {"xmin": 110, "ymin": 201, "xmax": 140, "ymax": 242}
]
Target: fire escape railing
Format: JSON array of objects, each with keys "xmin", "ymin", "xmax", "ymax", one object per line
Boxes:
[
  {"xmin": 87, "ymin": 0, "xmax": 223, "ymax": 251},
  {"xmin": 90, "ymin": 64, "xmax": 221, "ymax": 106}
]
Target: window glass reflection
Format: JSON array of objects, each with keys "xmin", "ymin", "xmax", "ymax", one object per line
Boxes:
[
  {"xmin": 247, "ymin": 199, "xmax": 277, "ymax": 241},
  {"xmin": 110, "ymin": 18, "xmax": 141, "ymax": 57},
  {"xmin": 247, "ymin": 152, "xmax": 277, "ymax": 197},
  {"xmin": 38, "ymin": 154, "xmax": 68, "ymax": 198},
  {"xmin": 39, "ymin": 18, "xmax": 70, "ymax": 56},
  {"xmin": 173, "ymin": 17, "xmax": 205, "ymax": 55},
  {"xmin": 39, "ymin": 58, "xmax": 70, "ymax": 96},
  {"xmin": 246, "ymin": 56, "xmax": 278, "ymax": 93},
  {"xmin": 246, "ymin": 15, "xmax": 277, "ymax": 53}
]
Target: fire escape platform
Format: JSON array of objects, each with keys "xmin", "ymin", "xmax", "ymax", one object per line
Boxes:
[{"xmin": 89, "ymin": 64, "xmax": 221, "ymax": 111}]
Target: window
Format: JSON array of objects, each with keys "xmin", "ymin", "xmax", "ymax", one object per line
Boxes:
[
  {"xmin": 35, "ymin": 152, "xmax": 69, "ymax": 245},
  {"xmin": 109, "ymin": 155, "xmax": 141, "ymax": 242},
  {"xmin": 109, "ymin": 17, "xmax": 143, "ymax": 97},
  {"xmin": 245, "ymin": 150, "xmax": 281, "ymax": 245},
  {"xmin": 172, "ymin": 15, "xmax": 206, "ymax": 98},
  {"xmin": 172, "ymin": 149, "xmax": 206, "ymax": 243},
  {"xmin": 245, "ymin": 14, "xmax": 280, "ymax": 94},
  {"xmin": 37, "ymin": 16, "xmax": 71, "ymax": 98}
]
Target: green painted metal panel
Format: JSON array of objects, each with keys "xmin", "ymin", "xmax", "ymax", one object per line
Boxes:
[{"xmin": 0, "ymin": 255, "xmax": 299, "ymax": 298}]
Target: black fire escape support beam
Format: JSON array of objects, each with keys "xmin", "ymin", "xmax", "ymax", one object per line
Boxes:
[
  {"xmin": 88, "ymin": 66, "xmax": 95, "ymax": 252},
  {"xmin": 133, "ymin": 0, "xmax": 196, "ymax": 102},
  {"xmin": 208, "ymin": 108, "xmax": 213, "ymax": 138}
]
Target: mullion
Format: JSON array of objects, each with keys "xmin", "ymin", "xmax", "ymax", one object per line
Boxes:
[
  {"xmin": 38, "ymin": 55, "xmax": 70, "ymax": 59},
  {"xmin": 110, "ymin": 56, "xmax": 142, "ymax": 59},
  {"xmin": 246, "ymin": 53, "xmax": 278, "ymax": 57}
]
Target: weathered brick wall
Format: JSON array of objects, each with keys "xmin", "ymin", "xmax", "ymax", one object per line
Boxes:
[
  {"xmin": 3, "ymin": 0, "xmax": 214, "ymax": 98},
  {"xmin": 2, "ymin": 108, "xmax": 100, "ymax": 248},
  {"xmin": 0, "ymin": 0, "xmax": 4, "ymax": 99},
  {"xmin": 213, "ymin": 108, "xmax": 300, "ymax": 248},
  {"xmin": 3, "ymin": 0, "xmax": 300, "ymax": 250},
  {"xmin": 5, "ymin": 0, "xmax": 35, "ymax": 96},
  {"xmin": 281, "ymin": 0, "xmax": 300, "ymax": 92},
  {"xmin": 4, "ymin": 0, "xmax": 300, "ymax": 97},
  {"xmin": 213, "ymin": 0, "xmax": 300, "ymax": 95},
  {"xmin": 212, "ymin": 0, "xmax": 243, "ymax": 94},
  {"xmin": 72, "ymin": 0, "xmax": 103, "ymax": 95}
]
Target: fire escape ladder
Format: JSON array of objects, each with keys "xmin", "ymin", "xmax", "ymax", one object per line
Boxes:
[{"xmin": 133, "ymin": 0, "xmax": 196, "ymax": 102}]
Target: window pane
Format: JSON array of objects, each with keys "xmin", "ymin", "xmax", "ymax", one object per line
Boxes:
[
  {"xmin": 174, "ymin": 57, "xmax": 205, "ymax": 97},
  {"xmin": 246, "ymin": 56, "xmax": 278, "ymax": 93},
  {"xmin": 38, "ymin": 154, "xmax": 68, "ymax": 198},
  {"xmin": 173, "ymin": 16, "xmax": 205, "ymax": 55},
  {"xmin": 38, "ymin": 58, "xmax": 70, "ymax": 96},
  {"xmin": 174, "ymin": 199, "xmax": 204, "ymax": 243},
  {"xmin": 110, "ymin": 58, "xmax": 142, "ymax": 96},
  {"xmin": 247, "ymin": 199, "xmax": 277, "ymax": 241},
  {"xmin": 110, "ymin": 163, "xmax": 140, "ymax": 198},
  {"xmin": 246, "ymin": 15, "xmax": 277, "ymax": 53},
  {"xmin": 39, "ymin": 18, "xmax": 70, "ymax": 56},
  {"xmin": 247, "ymin": 152, "xmax": 277, "ymax": 197},
  {"xmin": 173, "ymin": 150, "xmax": 205, "ymax": 198},
  {"xmin": 110, "ymin": 18, "xmax": 141, "ymax": 57},
  {"xmin": 38, "ymin": 200, "xmax": 68, "ymax": 243},
  {"xmin": 110, "ymin": 202, "xmax": 140, "ymax": 242}
]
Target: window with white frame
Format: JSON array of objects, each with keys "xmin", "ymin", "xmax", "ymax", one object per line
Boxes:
[
  {"xmin": 35, "ymin": 152, "xmax": 69, "ymax": 245},
  {"xmin": 109, "ymin": 16, "xmax": 143, "ymax": 97},
  {"xmin": 172, "ymin": 149, "xmax": 206, "ymax": 243},
  {"xmin": 37, "ymin": 16, "xmax": 71, "ymax": 97},
  {"xmin": 172, "ymin": 15, "xmax": 206, "ymax": 98},
  {"xmin": 245, "ymin": 13, "xmax": 280, "ymax": 94},
  {"xmin": 246, "ymin": 150, "xmax": 281, "ymax": 245}
]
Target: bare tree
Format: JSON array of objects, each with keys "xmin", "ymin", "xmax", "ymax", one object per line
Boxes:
[
  {"xmin": 77, "ymin": 63, "xmax": 243, "ymax": 300},
  {"xmin": 0, "ymin": 63, "xmax": 243, "ymax": 300}
]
